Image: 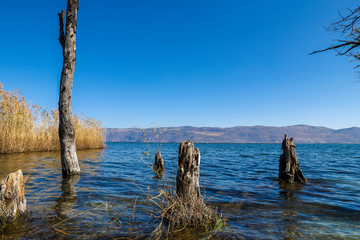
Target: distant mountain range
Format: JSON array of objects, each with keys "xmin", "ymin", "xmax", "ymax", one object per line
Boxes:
[{"xmin": 105, "ymin": 125, "xmax": 360, "ymax": 143}]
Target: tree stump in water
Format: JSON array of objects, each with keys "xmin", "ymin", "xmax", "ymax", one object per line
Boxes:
[
  {"xmin": 163, "ymin": 141, "xmax": 217, "ymax": 230},
  {"xmin": 0, "ymin": 170, "xmax": 26, "ymax": 221},
  {"xmin": 176, "ymin": 140, "xmax": 202, "ymax": 201},
  {"xmin": 279, "ymin": 135, "xmax": 307, "ymax": 183},
  {"xmin": 153, "ymin": 150, "xmax": 165, "ymax": 175}
]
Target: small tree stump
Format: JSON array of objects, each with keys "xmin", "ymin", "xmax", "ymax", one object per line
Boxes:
[
  {"xmin": 153, "ymin": 150, "xmax": 165, "ymax": 175},
  {"xmin": 176, "ymin": 140, "xmax": 202, "ymax": 201},
  {"xmin": 279, "ymin": 135, "xmax": 307, "ymax": 183},
  {"xmin": 0, "ymin": 170, "xmax": 26, "ymax": 221}
]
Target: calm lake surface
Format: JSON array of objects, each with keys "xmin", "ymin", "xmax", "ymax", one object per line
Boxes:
[{"xmin": 0, "ymin": 143, "xmax": 359, "ymax": 239}]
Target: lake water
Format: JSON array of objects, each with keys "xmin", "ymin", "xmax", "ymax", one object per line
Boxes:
[{"xmin": 0, "ymin": 143, "xmax": 359, "ymax": 239}]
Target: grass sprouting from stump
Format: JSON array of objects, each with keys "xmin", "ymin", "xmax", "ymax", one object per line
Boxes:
[{"xmin": 148, "ymin": 184, "xmax": 226, "ymax": 238}]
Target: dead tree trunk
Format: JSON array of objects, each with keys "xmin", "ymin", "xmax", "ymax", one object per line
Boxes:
[
  {"xmin": 58, "ymin": 0, "xmax": 81, "ymax": 178},
  {"xmin": 0, "ymin": 170, "xmax": 26, "ymax": 221},
  {"xmin": 279, "ymin": 135, "xmax": 307, "ymax": 183},
  {"xmin": 153, "ymin": 150, "xmax": 165, "ymax": 175},
  {"xmin": 176, "ymin": 140, "xmax": 202, "ymax": 201}
]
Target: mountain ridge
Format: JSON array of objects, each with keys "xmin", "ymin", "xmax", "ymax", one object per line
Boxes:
[{"xmin": 105, "ymin": 125, "xmax": 360, "ymax": 143}]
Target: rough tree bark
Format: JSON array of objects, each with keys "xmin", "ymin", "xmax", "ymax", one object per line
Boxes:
[
  {"xmin": 176, "ymin": 140, "xmax": 202, "ymax": 201},
  {"xmin": 0, "ymin": 170, "xmax": 26, "ymax": 221},
  {"xmin": 58, "ymin": 0, "xmax": 81, "ymax": 178},
  {"xmin": 153, "ymin": 150, "xmax": 165, "ymax": 175},
  {"xmin": 279, "ymin": 135, "xmax": 307, "ymax": 183}
]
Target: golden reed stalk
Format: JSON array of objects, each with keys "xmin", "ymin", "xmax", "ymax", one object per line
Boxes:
[{"xmin": 0, "ymin": 83, "xmax": 105, "ymax": 154}]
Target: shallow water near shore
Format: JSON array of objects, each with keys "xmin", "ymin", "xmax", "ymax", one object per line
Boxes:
[{"xmin": 0, "ymin": 143, "xmax": 359, "ymax": 239}]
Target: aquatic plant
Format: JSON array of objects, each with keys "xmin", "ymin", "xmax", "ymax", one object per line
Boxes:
[{"xmin": 0, "ymin": 83, "xmax": 105, "ymax": 153}]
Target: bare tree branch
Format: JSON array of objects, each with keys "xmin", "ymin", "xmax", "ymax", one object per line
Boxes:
[
  {"xmin": 328, "ymin": 6, "xmax": 360, "ymax": 34},
  {"xmin": 311, "ymin": 5, "xmax": 360, "ymax": 68},
  {"xmin": 310, "ymin": 41, "xmax": 358, "ymax": 55}
]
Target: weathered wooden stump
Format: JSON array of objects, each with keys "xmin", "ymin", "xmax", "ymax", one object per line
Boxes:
[
  {"xmin": 153, "ymin": 150, "xmax": 165, "ymax": 175},
  {"xmin": 0, "ymin": 170, "xmax": 26, "ymax": 221},
  {"xmin": 161, "ymin": 141, "xmax": 218, "ymax": 231},
  {"xmin": 176, "ymin": 140, "xmax": 202, "ymax": 201},
  {"xmin": 279, "ymin": 135, "xmax": 307, "ymax": 183}
]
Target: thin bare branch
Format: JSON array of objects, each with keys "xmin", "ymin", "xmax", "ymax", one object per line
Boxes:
[
  {"xmin": 328, "ymin": 5, "xmax": 360, "ymax": 34},
  {"xmin": 311, "ymin": 5, "xmax": 360, "ymax": 69},
  {"xmin": 310, "ymin": 41, "xmax": 358, "ymax": 55}
]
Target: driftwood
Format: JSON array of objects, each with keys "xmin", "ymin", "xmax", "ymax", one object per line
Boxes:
[
  {"xmin": 176, "ymin": 140, "xmax": 202, "ymax": 201},
  {"xmin": 279, "ymin": 135, "xmax": 307, "ymax": 183},
  {"xmin": 153, "ymin": 150, "xmax": 165, "ymax": 175},
  {"xmin": 0, "ymin": 170, "xmax": 26, "ymax": 221},
  {"xmin": 58, "ymin": 0, "xmax": 81, "ymax": 177}
]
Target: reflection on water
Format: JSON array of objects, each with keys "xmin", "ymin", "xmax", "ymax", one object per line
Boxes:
[
  {"xmin": 279, "ymin": 182, "xmax": 304, "ymax": 201},
  {"xmin": 0, "ymin": 144, "xmax": 360, "ymax": 239},
  {"xmin": 55, "ymin": 175, "xmax": 80, "ymax": 219}
]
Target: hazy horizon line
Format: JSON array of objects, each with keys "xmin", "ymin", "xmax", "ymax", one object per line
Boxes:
[{"xmin": 104, "ymin": 124, "xmax": 360, "ymax": 131}]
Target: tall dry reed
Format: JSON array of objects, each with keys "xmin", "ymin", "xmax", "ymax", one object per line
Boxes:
[{"xmin": 0, "ymin": 83, "xmax": 105, "ymax": 154}]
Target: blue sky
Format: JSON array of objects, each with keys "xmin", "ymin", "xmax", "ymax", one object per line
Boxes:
[{"xmin": 0, "ymin": 0, "xmax": 359, "ymax": 129}]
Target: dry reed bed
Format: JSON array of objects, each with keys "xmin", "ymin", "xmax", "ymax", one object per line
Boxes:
[{"xmin": 0, "ymin": 83, "xmax": 105, "ymax": 153}]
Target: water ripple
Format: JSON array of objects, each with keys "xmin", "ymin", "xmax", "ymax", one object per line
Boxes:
[{"xmin": 0, "ymin": 143, "xmax": 359, "ymax": 239}]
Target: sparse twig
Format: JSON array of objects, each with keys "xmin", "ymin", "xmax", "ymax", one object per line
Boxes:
[{"xmin": 310, "ymin": 5, "xmax": 360, "ymax": 69}]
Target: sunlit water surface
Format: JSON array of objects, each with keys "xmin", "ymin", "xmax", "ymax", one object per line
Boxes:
[{"xmin": 0, "ymin": 143, "xmax": 359, "ymax": 239}]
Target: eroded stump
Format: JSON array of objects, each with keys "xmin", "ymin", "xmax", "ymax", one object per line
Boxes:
[
  {"xmin": 153, "ymin": 150, "xmax": 165, "ymax": 175},
  {"xmin": 0, "ymin": 170, "xmax": 26, "ymax": 221},
  {"xmin": 176, "ymin": 140, "xmax": 202, "ymax": 201},
  {"xmin": 279, "ymin": 135, "xmax": 307, "ymax": 183},
  {"xmin": 163, "ymin": 141, "xmax": 217, "ymax": 231}
]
